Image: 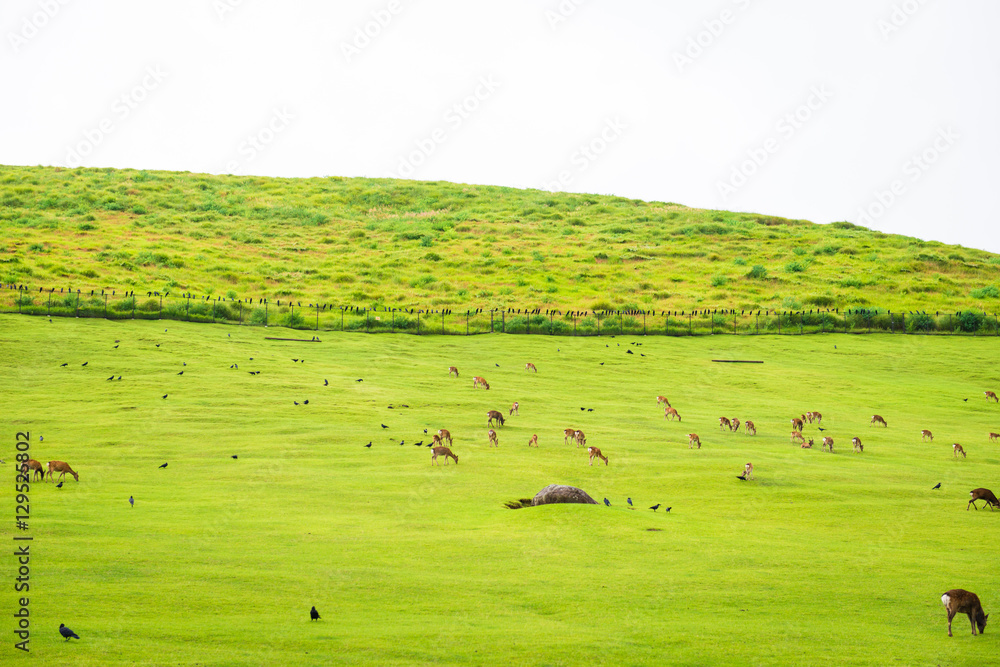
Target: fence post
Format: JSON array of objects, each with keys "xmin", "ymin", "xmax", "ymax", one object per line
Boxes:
[
  {"xmin": 490, "ymin": 309, "xmax": 494, "ymax": 333},
  {"xmin": 573, "ymin": 313, "xmax": 577, "ymax": 336},
  {"xmin": 366, "ymin": 308, "xmax": 370, "ymax": 333},
  {"xmin": 131, "ymin": 293, "xmax": 135, "ymax": 319},
  {"xmin": 733, "ymin": 310, "xmax": 737, "ymax": 335},
  {"xmin": 264, "ymin": 301, "xmax": 268, "ymax": 327},
  {"xmin": 186, "ymin": 296, "xmax": 190, "ymax": 321},
  {"xmin": 619, "ymin": 311, "xmax": 622, "ymax": 335},
  {"xmin": 756, "ymin": 311, "xmax": 759, "ymax": 335},
  {"xmin": 417, "ymin": 311, "xmax": 421, "ymax": 335},
  {"xmin": 75, "ymin": 290, "xmax": 80, "ymax": 317},
  {"xmin": 467, "ymin": 311, "xmax": 470, "ymax": 335},
  {"xmin": 47, "ymin": 291, "xmax": 51, "ymax": 317},
  {"xmin": 316, "ymin": 304, "xmax": 319, "ymax": 331},
  {"xmin": 689, "ymin": 312, "xmax": 692, "ymax": 335},
  {"xmin": 665, "ymin": 313, "xmax": 669, "ymax": 336},
  {"xmin": 104, "ymin": 294, "xmax": 108, "ymax": 319},
  {"xmin": 502, "ymin": 311, "xmax": 505, "ymax": 333},
  {"xmin": 441, "ymin": 310, "xmax": 444, "ymax": 335},
  {"xmin": 597, "ymin": 312, "xmax": 601, "ymax": 336},
  {"xmin": 777, "ymin": 312, "xmax": 781, "ymax": 335},
  {"xmin": 526, "ymin": 311, "xmax": 530, "ymax": 335},
  {"xmin": 212, "ymin": 298, "xmax": 216, "ymax": 324}
]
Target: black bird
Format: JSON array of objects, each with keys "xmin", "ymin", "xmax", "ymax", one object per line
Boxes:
[
  {"xmin": 626, "ymin": 349, "xmax": 633, "ymax": 354},
  {"xmin": 292, "ymin": 359, "xmax": 298, "ymax": 362},
  {"xmin": 425, "ymin": 443, "xmax": 433, "ymax": 447},
  {"xmin": 580, "ymin": 407, "xmax": 585, "ymax": 411},
  {"xmin": 162, "ymin": 394, "xmax": 168, "ymax": 399},
  {"xmin": 107, "ymin": 375, "xmax": 114, "ymax": 381},
  {"xmin": 129, "ymin": 496, "xmax": 134, "ymax": 508},
  {"xmin": 365, "ymin": 442, "xmax": 372, "ymax": 448},
  {"xmin": 627, "ymin": 498, "xmax": 633, "ymax": 507},
  {"xmin": 310, "ymin": 606, "xmax": 320, "ymax": 621},
  {"xmin": 963, "ymin": 398, "xmax": 968, "ymax": 402},
  {"xmin": 818, "ymin": 427, "xmax": 826, "ymax": 432},
  {"xmin": 56, "ymin": 481, "xmax": 63, "ymax": 488},
  {"xmin": 294, "ymin": 401, "xmax": 299, "ymax": 405},
  {"xmin": 324, "ymin": 379, "xmax": 328, "ymax": 386},
  {"xmin": 232, "ymin": 455, "xmax": 238, "ymax": 459},
  {"xmin": 158, "ymin": 462, "xmax": 168, "ymax": 468},
  {"xmin": 423, "ymin": 429, "xmax": 428, "ymax": 434},
  {"xmin": 399, "ymin": 440, "xmax": 405, "ymax": 446},
  {"xmin": 649, "ymin": 504, "xmax": 661, "ymax": 511},
  {"xmin": 587, "ymin": 408, "xmax": 594, "ymax": 412},
  {"xmin": 183, "ymin": 362, "xmax": 186, "ymax": 366},
  {"xmin": 59, "ymin": 624, "xmax": 79, "ymax": 640},
  {"xmin": 60, "ymin": 363, "xmax": 68, "ymax": 367},
  {"xmin": 304, "ymin": 400, "xmax": 309, "ymax": 405},
  {"xmin": 156, "ymin": 343, "xmax": 161, "ymax": 347},
  {"xmin": 81, "ymin": 362, "xmax": 88, "ymax": 366},
  {"xmin": 177, "ymin": 371, "xmax": 183, "ymax": 375},
  {"xmin": 932, "ymin": 483, "xmax": 941, "ymax": 489},
  {"xmin": 356, "ymin": 379, "xmax": 363, "ymax": 382},
  {"xmin": 603, "ymin": 498, "xmax": 611, "ymax": 507},
  {"xmin": 641, "ymin": 354, "xmax": 645, "ymax": 357},
  {"xmin": 114, "ymin": 344, "xmax": 119, "ymax": 349},
  {"xmin": 599, "ymin": 362, "xmax": 605, "ymax": 366},
  {"xmin": 737, "ymin": 474, "xmax": 747, "ymax": 481},
  {"xmin": 665, "ymin": 507, "xmax": 672, "ymax": 512},
  {"xmin": 381, "ymin": 424, "xmax": 389, "ymax": 429},
  {"xmin": 414, "ymin": 441, "xmax": 423, "ymax": 446}
]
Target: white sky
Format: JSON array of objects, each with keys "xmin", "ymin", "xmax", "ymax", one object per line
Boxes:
[{"xmin": 2, "ymin": 0, "xmax": 999, "ymax": 253}]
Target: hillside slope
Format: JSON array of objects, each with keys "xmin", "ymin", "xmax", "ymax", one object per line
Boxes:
[{"xmin": 1, "ymin": 165, "xmax": 998, "ymax": 312}]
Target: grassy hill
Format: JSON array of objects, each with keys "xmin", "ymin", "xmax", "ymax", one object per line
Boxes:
[{"xmin": 1, "ymin": 164, "xmax": 998, "ymax": 313}]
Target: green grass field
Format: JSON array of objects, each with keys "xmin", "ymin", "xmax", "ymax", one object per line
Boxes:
[{"xmin": 2, "ymin": 315, "xmax": 998, "ymax": 665}]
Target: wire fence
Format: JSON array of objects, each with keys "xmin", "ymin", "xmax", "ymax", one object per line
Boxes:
[{"xmin": 2, "ymin": 284, "xmax": 999, "ymax": 336}]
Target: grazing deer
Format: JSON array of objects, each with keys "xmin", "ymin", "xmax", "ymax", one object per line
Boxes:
[
  {"xmin": 448, "ymin": 366, "xmax": 459, "ymax": 377},
  {"xmin": 587, "ymin": 446, "xmax": 608, "ymax": 466},
  {"xmin": 574, "ymin": 430, "xmax": 586, "ymax": 448},
  {"xmin": 719, "ymin": 417, "xmax": 731, "ymax": 431},
  {"xmin": 730, "ymin": 417, "xmax": 740, "ymax": 432},
  {"xmin": 656, "ymin": 396, "xmax": 671, "ymax": 407},
  {"xmin": 989, "ymin": 432, "xmax": 999, "ymax": 442},
  {"xmin": 487, "ymin": 429, "xmax": 499, "ymax": 447},
  {"xmin": 472, "ymin": 376, "xmax": 489, "ymax": 389},
  {"xmin": 921, "ymin": 429, "xmax": 933, "ymax": 442},
  {"xmin": 822, "ymin": 436, "xmax": 834, "ymax": 452},
  {"xmin": 985, "ymin": 390, "xmax": 998, "ymax": 403},
  {"xmin": 941, "ymin": 589, "xmax": 988, "ymax": 637},
  {"xmin": 20, "ymin": 459, "xmax": 45, "ymax": 482},
  {"xmin": 525, "ymin": 362, "xmax": 537, "ymax": 372},
  {"xmin": 745, "ymin": 420, "xmax": 756, "ymax": 435},
  {"xmin": 791, "ymin": 431, "xmax": 805, "ymax": 444},
  {"xmin": 528, "ymin": 434, "xmax": 538, "ymax": 447},
  {"xmin": 46, "ymin": 461, "xmax": 79, "ymax": 482},
  {"xmin": 852, "ymin": 437, "xmax": 863, "ymax": 453},
  {"xmin": 871, "ymin": 414, "xmax": 888, "ymax": 427},
  {"xmin": 509, "ymin": 401, "xmax": 519, "ymax": 416},
  {"xmin": 805, "ymin": 411, "xmax": 816, "ymax": 424},
  {"xmin": 437, "ymin": 429, "xmax": 453, "ymax": 446},
  {"xmin": 664, "ymin": 407, "xmax": 681, "ymax": 421},
  {"xmin": 431, "ymin": 446, "xmax": 458, "ymax": 465},
  {"xmin": 486, "ymin": 410, "xmax": 505, "ymax": 427},
  {"xmin": 564, "ymin": 428, "xmax": 577, "ymax": 445},
  {"xmin": 791, "ymin": 417, "xmax": 804, "ymax": 432},
  {"xmin": 431, "ymin": 434, "xmax": 444, "ymax": 447},
  {"xmin": 742, "ymin": 462, "xmax": 754, "ymax": 480},
  {"xmin": 801, "ymin": 438, "xmax": 815, "ymax": 449},
  {"xmin": 688, "ymin": 433, "xmax": 701, "ymax": 449},
  {"xmin": 953, "ymin": 443, "xmax": 966, "ymax": 458},
  {"xmin": 967, "ymin": 488, "xmax": 999, "ymax": 511}
]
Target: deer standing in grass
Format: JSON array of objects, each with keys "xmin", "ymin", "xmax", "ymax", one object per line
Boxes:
[
  {"xmin": 46, "ymin": 461, "xmax": 78, "ymax": 482},
  {"xmin": 688, "ymin": 434, "xmax": 701, "ymax": 449},
  {"xmin": 852, "ymin": 437, "xmax": 863, "ymax": 453},
  {"xmin": 871, "ymin": 414, "xmax": 888, "ymax": 427},
  {"xmin": 921, "ymin": 429, "xmax": 933, "ymax": 442},
  {"xmin": 791, "ymin": 431, "xmax": 805, "ymax": 444},
  {"xmin": 719, "ymin": 417, "xmax": 731, "ymax": 431},
  {"xmin": 588, "ymin": 446, "xmax": 608, "ymax": 466},
  {"xmin": 448, "ymin": 366, "xmax": 459, "ymax": 377},
  {"xmin": 431, "ymin": 446, "xmax": 458, "ymax": 465},
  {"xmin": 525, "ymin": 362, "xmax": 537, "ymax": 372},
  {"xmin": 941, "ymin": 589, "xmax": 988, "ymax": 637},
  {"xmin": 487, "ymin": 429, "xmax": 499, "ymax": 447},
  {"xmin": 664, "ymin": 407, "xmax": 681, "ymax": 421},
  {"xmin": 509, "ymin": 401, "xmax": 519, "ymax": 416},
  {"xmin": 564, "ymin": 428, "xmax": 578, "ymax": 445},
  {"xmin": 437, "ymin": 429, "xmax": 453, "ymax": 446},
  {"xmin": 657, "ymin": 396, "xmax": 671, "ymax": 408},
  {"xmin": 968, "ymin": 488, "xmax": 999, "ymax": 511},
  {"xmin": 741, "ymin": 462, "xmax": 754, "ymax": 480},
  {"xmin": 730, "ymin": 418, "xmax": 740, "ymax": 433},
  {"xmin": 745, "ymin": 420, "xmax": 756, "ymax": 435},
  {"xmin": 574, "ymin": 430, "xmax": 586, "ymax": 448},
  {"xmin": 989, "ymin": 432, "xmax": 999, "ymax": 442},
  {"xmin": 822, "ymin": 436, "xmax": 834, "ymax": 452},
  {"xmin": 486, "ymin": 410, "xmax": 505, "ymax": 427},
  {"xmin": 953, "ymin": 443, "xmax": 966, "ymax": 458},
  {"xmin": 985, "ymin": 390, "xmax": 998, "ymax": 403},
  {"xmin": 472, "ymin": 376, "xmax": 489, "ymax": 389},
  {"xmin": 791, "ymin": 417, "xmax": 804, "ymax": 432},
  {"xmin": 528, "ymin": 434, "xmax": 538, "ymax": 447},
  {"xmin": 20, "ymin": 459, "xmax": 45, "ymax": 481}
]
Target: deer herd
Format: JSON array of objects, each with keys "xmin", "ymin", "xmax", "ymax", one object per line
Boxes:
[{"xmin": 18, "ymin": 459, "xmax": 78, "ymax": 482}]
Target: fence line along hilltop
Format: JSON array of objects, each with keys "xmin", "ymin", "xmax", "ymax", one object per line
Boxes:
[{"xmin": 3, "ymin": 284, "xmax": 999, "ymax": 337}]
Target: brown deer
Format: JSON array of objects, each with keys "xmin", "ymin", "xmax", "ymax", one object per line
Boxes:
[
  {"xmin": 46, "ymin": 461, "xmax": 78, "ymax": 482},
  {"xmin": 745, "ymin": 420, "xmax": 756, "ymax": 435},
  {"xmin": 989, "ymin": 432, "xmax": 999, "ymax": 442},
  {"xmin": 688, "ymin": 433, "xmax": 701, "ymax": 449},
  {"xmin": 664, "ymin": 407, "xmax": 681, "ymax": 421},
  {"xmin": 822, "ymin": 436, "xmax": 834, "ymax": 452},
  {"xmin": 486, "ymin": 410, "xmax": 505, "ymax": 427},
  {"xmin": 985, "ymin": 390, "xmax": 998, "ymax": 403},
  {"xmin": 719, "ymin": 417, "xmax": 731, "ymax": 431},
  {"xmin": 730, "ymin": 417, "xmax": 740, "ymax": 432},
  {"xmin": 852, "ymin": 437, "xmax": 863, "ymax": 453},
  {"xmin": 968, "ymin": 488, "xmax": 999, "ymax": 511},
  {"xmin": 574, "ymin": 430, "xmax": 586, "ymax": 448},
  {"xmin": 871, "ymin": 414, "xmax": 888, "ymax": 427},
  {"xmin": 20, "ymin": 459, "xmax": 45, "ymax": 481},
  {"xmin": 528, "ymin": 434, "xmax": 538, "ymax": 447},
  {"xmin": 564, "ymin": 428, "xmax": 578, "ymax": 445},
  {"xmin": 801, "ymin": 438, "xmax": 815, "ymax": 449},
  {"xmin": 791, "ymin": 417, "xmax": 804, "ymax": 432},
  {"xmin": 921, "ymin": 429, "xmax": 933, "ymax": 442},
  {"xmin": 656, "ymin": 396, "xmax": 671, "ymax": 407},
  {"xmin": 587, "ymin": 446, "xmax": 608, "ymax": 466},
  {"xmin": 941, "ymin": 589, "xmax": 988, "ymax": 636},
  {"xmin": 509, "ymin": 401, "xmax": 519, "ymax": 416},
  {"xmin": 740, "ymin": 462, "xmax": 754, "ymax": 480},
  {"xmin": 805, "ymin": 411, "xmax": 816, "ymax": 424},
  {"xmin": 791, "ymin": 431, "xmax": 806, "ymax": 444},
  {"xmin": 448, "ymin": 366, "xmax": 459, "ymax": 377},
  {"xmin": 472, "ymin": 376, "xmax": 489, "ymax": 389},
  {"xmin": 431, "ymin": 446, "xmax": 458, "ymax": 465},
  {"xmin": 437, "ymin": 429, "xmax": 453, "ymax": 446},
  {"xmin": 525, "ymin": 362, "xmax": 537, "ymax": 372},
  {"xmin": 953, "ymin": 443, "xmax": 966, "ymax": 458},
  {"xmin": 487, "ymin": 429, "xmax": 499, "ymax": 447}
]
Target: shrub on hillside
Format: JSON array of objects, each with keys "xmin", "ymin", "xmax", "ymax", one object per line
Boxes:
[
  {"xmin": 785, "ymin": 260, "xmax": 809, "ymax": 273},
  {"xmin": 746, "ymin": 265, "xmax": 768, "ymax": 279},
  {"xmin": 906, "ymin": 312, "xmax": 936, "ymax": 332},
  {"xmin": 958, "ymin": 310, "xmax": 984, "ymax": 332},
  {"xmin": 970, "ymin": 286, "xmax": 999, "ymax": 299}
]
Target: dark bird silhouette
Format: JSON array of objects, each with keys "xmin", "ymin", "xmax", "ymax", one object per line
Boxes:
[
  {"xmin": 129, "ymin": 496, "xmax": 134, "ymax": 508},
  {"xmin": 117, "ymin": 376, "xmax": 121, "ymax": 381},
  {"xmin": 580, "ymin": 407, "xmax": 585, "ymax": 411},
  {"xmin": 294, "ymin": 401, "xmax": 299, "ymax": 405},
  {"xmin": 107, "ymin": 375, "xmax": 114, "ymax": 381},
  {"xmin": 310, "ymin": 606, "xmax": 320, "ymax": 621},
  {"xmin": 649, "ymin": 504, "xmax": 661, "ymax": 511},
  {"xmin": 627, "ymin": 498, "xmax": 633, "ymax": 507},
  {"xmin": 932, "ymin": 483, "xmax": 941, "ymax": 489},
  {"xmin": 59, "ymin": 624, "xmax": 79, "ymax": 640},
  {"xmin": 81, "ymin": 362, "xmax": 88, "ymax": 366},
  {"xmin": 114, "ymin": 344, "xmax": 119, "ymax": 349},
  {"xmin": 423, "ymin": 429, "xmax": 428, "ymax": 434},
  {"xmin": 303, "ymin": 400, "xmax": 309, "ymax": 405},
  {"xmin": 626, "ymin": 349, "xmax": 633, "ymax": 354},
  {"xmin": 324, "ymin": 379, "xmax": 328, "ymax": 386},
  {"xmin": 414, "ymin": 441, "xmax": 423, "ymax": 446},
  {"xmin": 356, "ymin": 379, "xmax": 363, "ymax": 382},
  {"xmin": 60, "ymin": 363, "xmax": 68, "ymax": 367},
  {"xmin": 365, "ymin": 442, "xmax": 372, "ymax": 448},
  {"xmin": 587, "ymin": 408, "xmax": 594, "ymax": 412},
  {"xmin": 177, "ymin": 371, "xmax": 183, "ymax": 375},
  {"xmin": 818, "ymin": 427, "xmax": 826, "ymax": 432},
  {"xmin": 665, "ymin": 507, "xmax": 672, "ymax": 512},
  {"xmin": 292, "ymin": 359, "xmax": 298, "ymax": 362},
  {"xmin": 381, "ymin": 424, "xmax": 389, "ymax": 429},
  {"xmin": 156, "ymin": 344, "xmax": 161, "ymax": 347},
  {"xmin": 158, "ymin": 462, "xmax": 168, "ymax": 468},
  {"xmin": 56, "ymin": 481, "xmax": 63, "ymax": 488},
  {"xmin": 737, "ymin": 474, "xmax": 747, "ymax": 480},
  {"xmin": 604, "ymin": 498, "xmax": 611, "ymax": 507},
  {"xmin": 232, "ymin": 455, "xmax": 238, "ymax": 459},
  {"xmin": 183, "ymin": 362, "xmax": 186, "ymax": 366},
  {"xmin": 599, "ymin": 362, "xmax": 605, "ymax": 366},
  {"xmin": 162, "ymin": 394, "xmax": 168, "ymax": 399},
  {"xmin": 963, "ymin": 398, "xmax": 968, "ymax": 402},
  {"xmin": 399, "ymin": 440, "xmax": 405, "ymax": 446},
  {"xmin": 495, "ymin": 363, "xmax": 500, "ymax": 367}
]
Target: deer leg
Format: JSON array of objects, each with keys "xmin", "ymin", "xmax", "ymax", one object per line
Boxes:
[{"xmin": 970, "ymin": 613, "xmax": 978, "ymax": 635}]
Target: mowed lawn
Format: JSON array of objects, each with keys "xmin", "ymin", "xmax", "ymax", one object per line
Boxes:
[{"xmin": 1, "ymin": 315, "xmax": 998, "ymax": 666}]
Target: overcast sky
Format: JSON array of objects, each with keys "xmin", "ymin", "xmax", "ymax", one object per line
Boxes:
[{"xmin": 2, "ymin": 0, "xmax": 998, "ymax": 253}]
